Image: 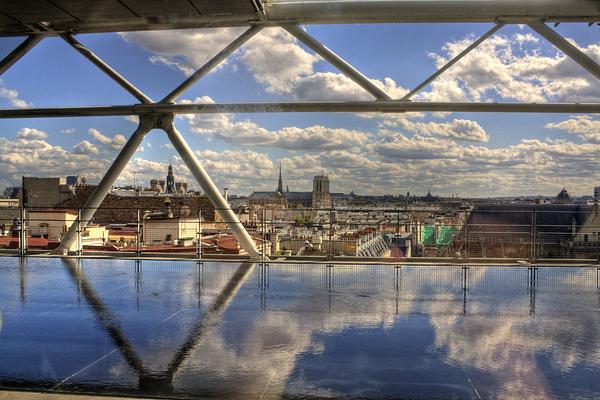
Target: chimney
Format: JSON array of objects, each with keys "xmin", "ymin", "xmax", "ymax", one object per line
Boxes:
[{"xmin": 223, "ymin": 188, "xmax": 229, "ymax": 203}]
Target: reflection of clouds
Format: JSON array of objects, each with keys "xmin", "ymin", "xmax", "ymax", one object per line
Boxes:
[
  {"xmin": 171, "ymin": 264, "xmax": 600, "ymax": 399},
  {"xmin": 3, "ymin": 258, "xmax": 599, "ymax": 399}
]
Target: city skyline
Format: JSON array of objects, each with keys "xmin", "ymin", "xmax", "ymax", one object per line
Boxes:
[{"xmin": 1, "ymin": 24, "xmax": 599, "ymax": 196}]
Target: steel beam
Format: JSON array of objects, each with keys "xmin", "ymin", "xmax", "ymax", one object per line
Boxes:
[
  {"xmin": 2, "ymin": 101, "xmax": 600, "ymax": 118},
  {"xmin": 161, "ymin": 25, "xmax": 263, "ymax": 103},
  {"xmin": 267, "ymin": 0, "xmax": 600, "ymax": 24},
  {"xmin": 283, "ymin": 24, "xmax": 391, "ymax": 100},
  {"xmin": 160, "ymin": 116, "xmax": 261, "ymax": 259},
  {"xmin": 0, "ymin": 34, "xmax": 43, "ymax": 76},
  {"xmin": 402, "ymin": 23, "xmax": 505, "ymax": 100},
  {"xmin": 61, "ymin": 34, "xmax": 153, "ymax": 104},
  {"xmin": 54, "ymin": 116, "xmax": 154, "ymax": 254},
  {"xmin": 528, "ymin": 21, "xmax": 600, "ymax": 82}
]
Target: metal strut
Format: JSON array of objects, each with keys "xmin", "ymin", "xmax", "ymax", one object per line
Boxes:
[
  {"xmin": 283, "ymin": 24, "xmax": 392, "ymax": 100},
  {"xmin": 0, "ymin": 34, "xmax": 44, "ymax": 76},
  {"xmin": 402, "ymin": 22, "xmax": 505, "ymax": 100},
  {"xmin": 528, "ymin": 21, "xmax": 600, "ymax": 82},
  {"xmin": 54, "ymin": 112, "xmax": 260, "ymax": 258}
]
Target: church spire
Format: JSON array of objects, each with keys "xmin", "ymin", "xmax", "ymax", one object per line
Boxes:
[{"xmin": 277, "ymin": 162, "xmax": 283, "ymax": 193}]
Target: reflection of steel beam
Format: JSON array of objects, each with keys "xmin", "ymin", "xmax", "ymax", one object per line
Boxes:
[
  {"xmin": 164, "ymin": 262, "xmax": 256, "ymax": 379},
  {"xmin": 61, "ymin": 258, "xmax": 147, "ymax": 376},
  {"xmin": 54, "ymin": 117, "xmax": 153, "ymax": 254},
  {"xmin": 160, "ymin": 26, "xmax": 263, "ymax": 103},
  {"xmin": 60, "ymin": 34, "xmax": 153, "ymax": 104},
  {"xmin": 19, "ymin": 257, "xmax": 26, "ymax": 303},
  {"xmin": 161, "ymin": 117, "xmax": 260, "ymax": 259},
  {"xmin": 402, "ymin": 23, "xmax": 505, "ymax": 100},
  {"xmin": 528, "ymin": 21, "xmax": 600, "ymax": 82},
  {"xmin": 0, "ymin": 34, "xmax": 43, "ymax": 76},
  {"xmin": 3, "ymin": 101, "xmax": 600, "ymax": 118},
  {"xmin": 284, "ymin": 24, "xmax": 391, "ymax": 100}
]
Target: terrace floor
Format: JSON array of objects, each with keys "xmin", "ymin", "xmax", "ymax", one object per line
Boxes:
[{"xmin": 0, "ymin": 256, "xmax": 599, "ymax": 399}]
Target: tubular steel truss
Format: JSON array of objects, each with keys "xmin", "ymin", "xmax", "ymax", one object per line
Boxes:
[{"xmin": 1, "ymin": 1, "xmax": 600, "ymax": 257}]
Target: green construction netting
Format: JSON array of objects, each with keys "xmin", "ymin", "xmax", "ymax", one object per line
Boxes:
[
  {"xmin": 420, "ymin": 225, "xmax": 456, "ymax": 246},
  {"xmin": 436, "ymin": 225, "xmax": 456, "ymax": 246},
  {"xmin": 421, "ymin": 226, "xmax": 436, "ymax": 245}
]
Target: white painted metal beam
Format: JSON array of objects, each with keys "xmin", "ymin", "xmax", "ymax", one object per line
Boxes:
[
  {"xmin": 402, "ymin": 23, "xmax": 505, "ymax": 100},
  {"xmin": 161, "ymin": 25, "xmax": 263, "ymax": 103},
  {"xmin": 2, "ymin": 101, "xmax": 600, "ymax": 118},
  {"xmin": 267, "ymin": 0, "xmax": 600, "ymax": 24},
  {"xmin": 528, "ymin": 21, "xmax": 600, "ymax": 82},
  {"xmin": 54, "ymin": 116, "xmax": 154, "ymax": 254},
  {"xmin": 283, "ymin": 24, "xmax": 392, "ymax": 100},
  {"xmin": 160, "ymin": 116, "xmax": 261, "ymax": 259},
  {"xmin": 0, "ymin": 34, "xmax": 43, "ymax": 76},
  {"xmin": 61, "ymin": 34, "xmax": 153, "ymax": 104}
]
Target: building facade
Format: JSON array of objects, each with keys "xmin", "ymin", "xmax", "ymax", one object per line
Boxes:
[{"xmin": 312, "ymin": 175, "xmax": 332, "ymax": 208}]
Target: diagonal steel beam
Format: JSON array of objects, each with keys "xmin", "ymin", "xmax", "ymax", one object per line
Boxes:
[
  {"xmin": 161, "ymin": 25, "xmax": 263, "ymax": 103},
  {"xmin": 159, "ymin": 115, "xmax": 261, "ymax": 259},
  {"xmin": 402, "ymin": 23, "xmax": 505, "ymax": 100},
  {"xmin": 283, "ymin": 24, "xmax": 392, "ymax": 100},
  {"xmin": 0, "ymin": 34, "xmax": 44, "ymax": 76},
  {"xmin": 528, "ymin": 21, "xmax": 600, "ymax": 82},
  {"xmin": 61, "ymin": 33, "xmax": 153, "ymax": 104},
  {"xmin": 54, "ymin": 116, "xmax": 154, "ymax": 254}
]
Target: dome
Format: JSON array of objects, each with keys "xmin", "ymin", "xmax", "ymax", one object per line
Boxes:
[{"xmin": 555, "ymin": 188, "xmax": 572, "ymax": 204}]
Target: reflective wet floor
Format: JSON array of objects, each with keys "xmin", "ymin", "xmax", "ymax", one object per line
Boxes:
[{"xmin": 1, "ymin": 258, "xmax": 600, "ymax": 399}]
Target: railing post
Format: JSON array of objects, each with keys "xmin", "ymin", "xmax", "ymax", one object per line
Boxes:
[
  {"xmin": 329, "ymin": 208, "xmax": 334, "ymax": 260},
  {"xmin": 76, "ymin": 208, "xmax": 82, "ymax": 256},
  {"xmin": 262, "ymin": 208, "xmax": 266, "ymax": 261},
  {"xmin": 196, "ymin": 208, "xmax": 202, "ymax": 260},
  {"xmin": 136, "ymin": 208, "xmax": 141, "ymax": 257},
  {"xmin": 464, "ymin": 209, "xmax": 469, "ymax": 261},
  {"xmin": 531, "ymin": 209, "xmax": 537, "ymax": 262},
  {"xmin": 19, "ymin": 204, "xmax": 26, "ymax": 256}
]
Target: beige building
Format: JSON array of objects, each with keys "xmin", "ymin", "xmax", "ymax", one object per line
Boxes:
[
  {"xmin": 143, "ymin": 216, "xmax": 199, "ymax": 245},
  {"xmin": 28, "ymin": 209, "xmax": 78, "ymax": 241},
  {"xmin": 27, "ymin": 209, "xmax": 107, "ymax": 249}
]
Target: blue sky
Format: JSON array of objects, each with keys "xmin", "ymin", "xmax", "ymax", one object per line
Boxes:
[{"xmin": 0, "ymin": 23, "xmax": 599, "ymax": 196}]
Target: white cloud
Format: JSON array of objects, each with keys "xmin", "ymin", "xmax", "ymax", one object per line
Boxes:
[
  {"xmin": 0, "ymin": 135, "xmax": 109, "ymax": 188},
  {"xmin": 182, "ymin": 96, "xmax": 369, "ymax": 150},
  {"xmin": 89, "ymin": 128, "xmax": 127, "ymax": 150},
  {"xmin": 0, "ymin": 82, "xmax": 31, "ymax": 108},
  {"xmin": 381, "ymin": 116, "xmax": 490, "ymax": 142},
  {"xmin": 73, "ymin": 140, "xmax": 99, "ymax": 154},
  {"xmin": 420, "ymin": 33, "xmax": 600, "ymax": 103},
  {"xmin": 546, "ymin": 115, "xmax": 600, "ymax": 144},
  {"xmin": 16, "ymin": 128, "xmax": 48, "ymax": 140},
  {"xmin": 120, "ymin": 28, "xmax": 245, "ymax": 76}
]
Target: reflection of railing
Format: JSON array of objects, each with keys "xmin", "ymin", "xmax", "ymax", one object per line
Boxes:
[{"xmin": 1, "ymin": 204, "xmax": 600, "ymax": 262}]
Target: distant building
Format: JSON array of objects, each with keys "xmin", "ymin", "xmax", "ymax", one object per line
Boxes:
[
  {"xmin": 249, "ymin": 164, "xmax": 337, "ymax": 210},
  {"xmin": 150, "ymin": 164, "xmax": 187, "ymax": 194},
  {"xmin": 554, "ymin": 188, "xmax": 572, "ymax": 204},
  {"xmin": 166, "ymin": 163, "xmax": 175, "ymax": 194},
  {"xmin": 22, "ymin": 176, "xmax": 83, "ymax": 208},
  {"xmin": 312, "ymin": 175, "xmax": 332, "ymax": 208},
  {"xmin": 457, "ymin": 203, "xmax": 593, "ymax": 258},
  {"xmin": 594, "ymin": 186, "xmax": 600, "ymax": 200}
]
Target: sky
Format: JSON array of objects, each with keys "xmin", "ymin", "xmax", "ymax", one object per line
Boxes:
[{"xmin": 0, "ymin": 23, "xmax": 599, "ymax": 197}]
